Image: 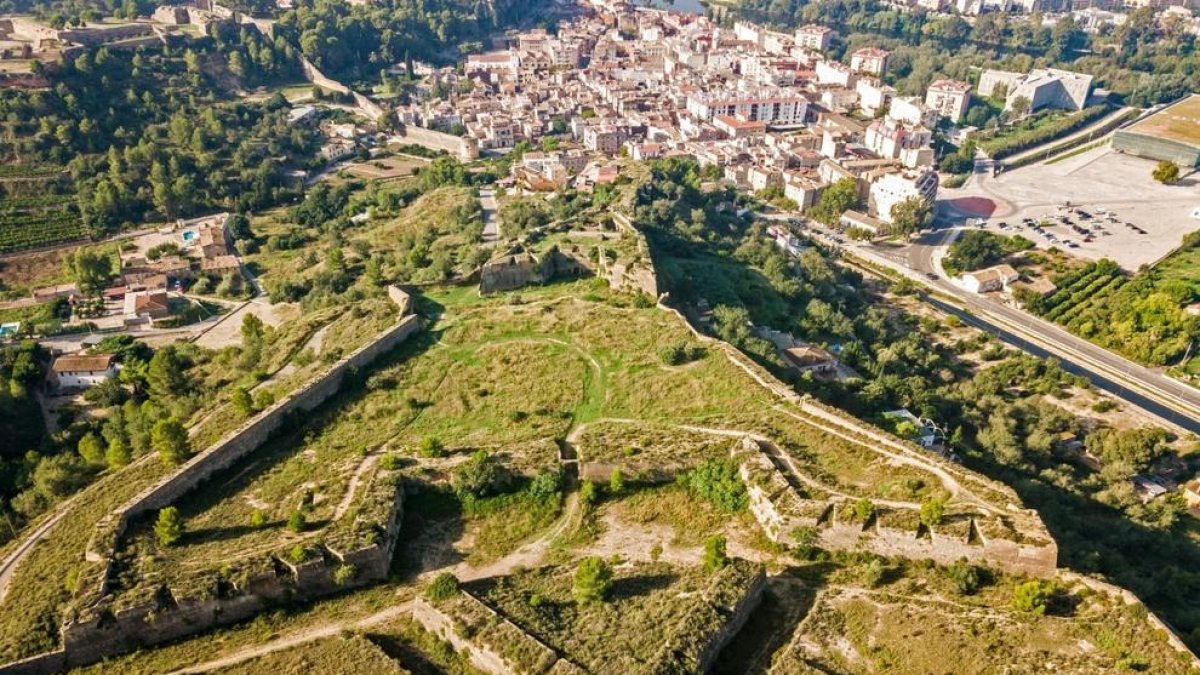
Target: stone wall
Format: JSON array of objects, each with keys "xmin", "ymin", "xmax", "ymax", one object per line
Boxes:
[
  {"xmin": 396, "ymin": 124, "xmax": 480, "ymax": 162},
  {"xmin": 0, "ymin": 651, "xmax": 65, "ymax": 675},
  {"xmin": 733, "ymin": 438, "xmax": 1058, "ymax": 577},
  {"xmin": 411, "ymin": 594, "xmax": 584, "ymax": 675},
  {"xmin": 479, "ymin": 248, "xmax": 593, "ymax": 295},
  {"xmin": 645, "ymin": 562, "xmax": 767, "ymax": 674},
  {"xmin": 32, "ymin": 290, "xmax": 421, "ymax": 670}
]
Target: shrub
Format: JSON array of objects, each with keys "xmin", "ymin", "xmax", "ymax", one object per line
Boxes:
[
  {"xmin": 418, "ymin": 435, "xmax": 447, "ymax": 458},
  {"xmin": 657, "ymin": 340, "xmax": 705, "ymax": 365},
  {"xmin": 854, "ymin": 498, "xmax": 876, "ymax": 522},
  {"xmin": 249, "ymin": 510, "xmax": 268, "ymax": 528},
  {"xmin": 289, "ymin": 545, "xmax": 308, "ymax": 564},
  {"xmin": 685, "ymin": 459, "xmax": 747, "ymax": 512},
  {"xmin": 452, "ymin": 450, "xmax": 509, "ymax": 500},
  {"xmin": 572, "ymin": 556, "xmax": 613, "ymax": 606},
  {"xmin": 154, "ymin": 507, "xmax": 184, "ymax": 547},
  {"xmin": 287, "ymin": 509, "xmax": 307, "ymax": 533},
  {"xmin": 1012, "ymin": 580, "xmax": 1054, "ymax": 614},
  {"xmin": 609, "ymin": 468, "xmax": 624, "ymax": 495},
  {"xmin": 947, "ymin": 558, "xmax": 983, "ymax": 595},
  {"xmin": 426, "ymin": 572, "xmax": 460, "ymax": 601},
  {"xmin": 333, "ymin": 564, "xmax": 357, "ymax": 586},
  {"xmin": 580, "ymin": 479, "xmax": 598, "ymax": 507},
  {"xmin": 919, "ymin": 497, "xmax": 945, "ymax": 528},
  {"xmin": 704, "ymin": 535, "xmax": 728, "ymax": 573}
]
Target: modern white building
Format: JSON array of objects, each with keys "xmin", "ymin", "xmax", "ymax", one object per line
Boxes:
[
  {"xmin": 868, "ymin": 169, "xmax": 938, "ymax": 222},
  {"xmin": 686, "ymin": 89, "xmax": 809, "ymax": 125},
  {"xmin": 977, "ymin": 68, "xmax": 1093, "ymax": 113},
  {"xmin": 850, "ymin": 48, "xmax": 890, "ymax": 76},
  {"xmin": 794, "ymin": 24, "xmax": 834, "ymax": 51}
]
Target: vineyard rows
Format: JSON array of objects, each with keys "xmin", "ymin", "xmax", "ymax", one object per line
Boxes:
[
  {"xmin": 1035, "ymin": 261, "xmax": 1124, "ymax": 324},
  {"xmin": 0, "ymin": 194, "xmax": 73, "ymax": 210},
  {"xmin": 0, "ymin": 207, "xmax": 87, "ymax": 253}
]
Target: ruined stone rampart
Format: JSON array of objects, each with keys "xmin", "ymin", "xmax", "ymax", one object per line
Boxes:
[
  {"xmin": 645, "ymin": 561, "xmax": 767, "ymax": 674},
  {"xmin": 732, "ymin": 438, "xmax": 1058, "ymax": 577},
  {"xmin": 60, "ymin": 463, "xmax": 405, "ymax": 668},
  {"xmin": 397, "ymin": 124, "xmax": 479, "ymax": 162},
  {"xmin": 411, "ymin": 593, "xmax": 580, "ymax": 675},
  {"xmin": 479, "ymin": 247, "xmax": 593, "ymax": 295},
  {"xmin": 412, "ymin": 561, "xmax": 765, "ymax": 675},
  {"xmin": 30, "ymin": 289, "xmax": 421, "ymax": 670}
]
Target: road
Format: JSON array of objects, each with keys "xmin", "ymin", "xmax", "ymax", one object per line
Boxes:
[
  {"xmin": 860, "ymin": 227, "xmax": 1200, "ymax": 434},
  {"xmin": 759, "ymin": 211, "xmax": 1200, "ymax": 433},
  {"xmin": 479, "ymin": 188, "xmax": 501, "ymax": 245}
]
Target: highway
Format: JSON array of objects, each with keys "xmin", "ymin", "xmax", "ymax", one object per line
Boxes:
[
  {"xmin": 867, "ymin": 227, "xmax": 1200, "ymax": 434},
  {"xmin": 764, "ymin": 213, "xmax": 1200, "ymax": 434}
]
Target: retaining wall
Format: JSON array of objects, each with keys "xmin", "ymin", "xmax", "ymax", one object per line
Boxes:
[
  {"xmin": 7, "ymin": 289, "xmax": 422, "ymax": 671},
  {"xmin": 396, "ymin": 124, "xmax": 480, "ymax": 162},
  {"xmin": 733, "ymin": 438, "xmax": 1058, "ymax": 577}
]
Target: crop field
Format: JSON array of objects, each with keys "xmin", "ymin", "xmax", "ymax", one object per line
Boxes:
[
  {"xmin": 1030, "ymin": 260, "xmax": 1125, "ymax": 325},
  {"xmin": 0, "ymin": 206, "xmax": 87, "ymax": 253}
]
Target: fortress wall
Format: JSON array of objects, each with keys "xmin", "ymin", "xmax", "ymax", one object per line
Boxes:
[
  {"xmin": 397, "ymin": 124, "xmax": 480, "ymax": 162},
  {"xmin": 43, "ymin": 290, "xmax": 420, "ymax": 669}
]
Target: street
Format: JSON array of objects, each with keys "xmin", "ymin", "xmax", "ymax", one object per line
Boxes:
[{"xmin": 765, "ymin": 213, "xmax": 1200, "ymax": 434}]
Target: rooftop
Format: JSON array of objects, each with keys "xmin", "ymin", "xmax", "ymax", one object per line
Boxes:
[
  {"xmin": 1124, "ymin": 95, "xmax": 1200, "ymax": 147},
  {"xmin": 52, "ymin": 353, "xmax": 115, "ymax": 374}
]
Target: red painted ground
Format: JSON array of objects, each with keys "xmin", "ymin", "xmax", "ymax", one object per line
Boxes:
[{"xmin": 948, "ymin": 197, "xmax": 998, "ymax": 218}]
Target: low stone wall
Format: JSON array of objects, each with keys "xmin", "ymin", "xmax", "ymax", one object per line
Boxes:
[
  {"xmin": 733, "ymin": 438, "xmax": 1058, "ymax": 577},
  {"xmin": 0, "ymin": 651, "xmax": 65, "ymax": 675},
  {"xmin": 411, "ymin": 594, "xmax": 583, "ymax": 675},
  {"xmin": 23, "ymin": 290, "xmax": 422, "ymax": 670}
]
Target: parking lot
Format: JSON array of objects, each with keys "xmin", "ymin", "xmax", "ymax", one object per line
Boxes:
[{"xmin": 942, "ymin": 146, "xmax": 1200, "ymax": 271}]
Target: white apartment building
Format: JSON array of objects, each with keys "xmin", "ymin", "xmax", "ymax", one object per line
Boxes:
[
  {"xmin": 583, "ymin": 125, "xmax": 627, "ymax": 154},
  {"xmin": 888, "ymin": 96, "xmax": 938, "ymax": 128},
  {"xmin": 686, "ymin": 89, "xmax": 809, "ymax": 125},
  {"xmin": 925, "ymin": 80, "xmax": 971, "ymax": 123},
  {"xmin": 850, "ymin": 48, "xmax": 890, "ymax": 76},
  {"xmin": 815, "ymin": 60, "xmax": 856, "ymax": 87},
  {"xmin": 868, "ymin": 169, "xmax": 938, "ymax": 222},
  {"xmin": 865, "ymin": 118, "xmax": 932, "ymax": 162},
  {"xmin": 795, "ymin": 24, "xmax": 834, "ymax": 51},
  {"xmin": 856, "ymin": 78, "xmax": 896, "ymax": 117},
  {"xmin": 466, "ymin": 50, "xmax": 521, "ymax": 73}
]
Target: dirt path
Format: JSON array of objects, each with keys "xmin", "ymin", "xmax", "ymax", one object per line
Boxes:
[
  {"xmin": 450, "ymin": 493, "xmax": 581, "ymax": 583},
  {"xmin": 334, "ymin": 452, "xmax": 380, "ymax": 521},
  {"xmin": 165, "ymin": 601, "xmax": 412, "ymax": 675}
]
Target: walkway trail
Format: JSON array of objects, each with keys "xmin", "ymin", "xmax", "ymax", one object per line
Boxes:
[{"xmin": 165, "ymin": 602, "xmax": 412, "ymax": 675}]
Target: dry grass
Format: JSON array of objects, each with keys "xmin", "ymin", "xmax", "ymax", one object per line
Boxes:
[{"xmin": 212, "ymin": 634, "xmax": 406, "ymax": 674}]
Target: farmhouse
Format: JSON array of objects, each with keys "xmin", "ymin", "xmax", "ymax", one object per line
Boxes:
[
  {"xmin": 51, "ymin": 353, "xmax": 117, "ymax": 390},
  {"xmin": 781, "ymin": 344, "xmax": 838, "ymax": 376},
  {"xmin": 961, "ymin": 264, "xmax": 1020, "ymax": 294},
  {"xmin": 124, "ymin": 290, "xmax": 171, "ymax": 320}
]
